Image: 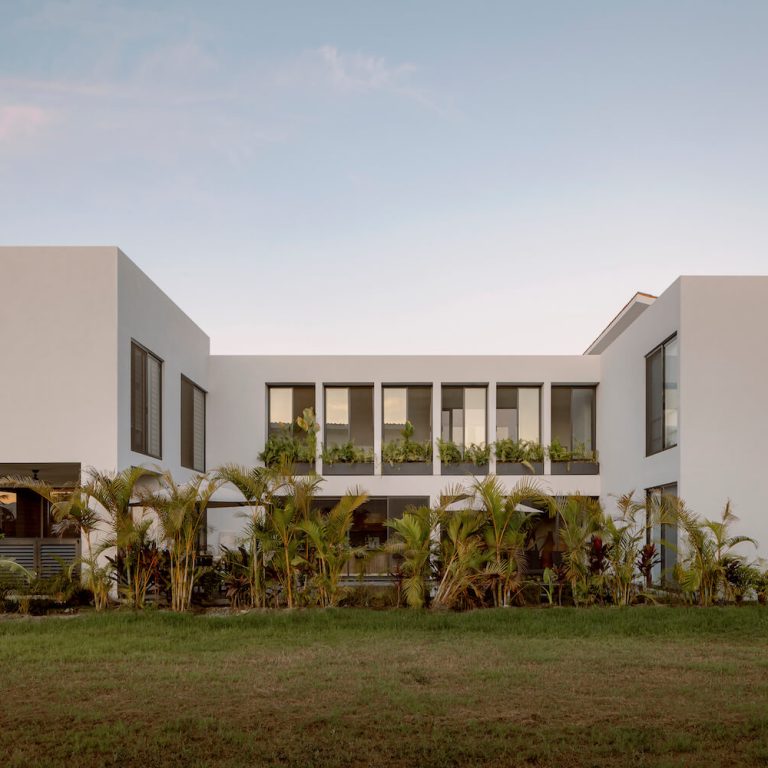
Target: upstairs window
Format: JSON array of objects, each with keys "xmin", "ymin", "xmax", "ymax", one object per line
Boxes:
[
  {"xmin": 551, "ymin": 386, "xmax": 596, "ymax": 455},
  {"xmin": 441, "ymin": 386, "xmax": 486, "ymax": 447},
  {"xmin": 131, "ymin": 341, "xmax": 162, "ymax": 458},
  {"xmin": 181, "ymin": 376, "xmax": 206, "ymax": 472},
  {"xmin": 383, "ymin": 386, "xmax": 432, "ymax": 443},
  {"xmin": 324, "ymin": 386, "xmax": 374, "ymax": 449},
  {"xmin": 268, "ymin": 385, "xmax": 316, "ymax": 435},
  {"xmin": 646, "ymin": 335, "xmax": 679, "ymax": 456},
  {"xmin": 496, "ymin": 386, "xmax": 540, "ymax": 443}
]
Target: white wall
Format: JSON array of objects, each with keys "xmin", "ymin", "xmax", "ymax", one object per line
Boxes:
[
  {"xmin": 117, "ymin": 251, "xmax": 210, "ymax": 479},
  {"xmin": 598, "ymin": 281, "xmax": 681, "ymax": 513},
  {"xmin": 0, "ymin": 246, "xmax": 119, "ymax": 473},
  {"xmin": 679, "ymin": 276, "xmax": 768, "ymax": 558},
  {"xmin": 206, "ymin": 354, "xmax": 602, "ymax": 550}
]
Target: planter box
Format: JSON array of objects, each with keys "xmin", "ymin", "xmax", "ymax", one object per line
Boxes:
[
  {"xmin": 496, "ymin": 461, "xmax": 544, "ymax": 476},
  {"xmin": 382, "ymin": 462, "xmax": 433, "ymax": 476},
  {"xmin": 322, "ymin": 462, "xmax": 374, "ymax": 476},
  {"xmin": 550, "ymin": 461, "xmax": 600, "ymax": 475},
  {"xmin": 293, "ymin": 462, "xmax": 315, "ymax": 476},
  {"xmin": 441, "ymin": 462, "xmax": 488, "ymax": 476}
]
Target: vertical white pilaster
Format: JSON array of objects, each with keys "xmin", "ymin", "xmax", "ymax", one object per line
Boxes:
[
  {"xmin": 373, "ymin": 380, "xmax": 382, "ymax": 475},
  {"xmin": 542, "ymin": 381, "xmax": 552, "ymax": 475},
  {"xmin": 432, "ymin": 380, "xmax": 441, "ymax": 477},
  {"xmin": 316, "ymin": 380, "xmax": 324, "ymax": 475},
  {"xmin": 487, "ymin": 381, "xmax": 496, "ymax": 475}
]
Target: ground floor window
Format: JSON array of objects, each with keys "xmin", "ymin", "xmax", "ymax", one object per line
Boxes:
[
  {"xmin": 646, "ymin": 483, "xmax": 678, "ymax": 586},
  {"xmin": 313, "ymin": 496, "xmax": 429, "ymax": 577}
]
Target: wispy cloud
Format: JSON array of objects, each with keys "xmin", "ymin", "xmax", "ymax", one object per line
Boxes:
[
  {"xmin": 317, "ymin": 45, "xmax": 416, "ymax": 93},
  {"xmin": 0, "ymin": 105, "xmax": 51, "ymax": 143},
  {"xmin": 314, "ymin": 45, "xmax": 441, "ymax": 111}
]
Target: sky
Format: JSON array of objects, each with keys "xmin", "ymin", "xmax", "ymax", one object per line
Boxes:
[{"xmin": 2, "ymin": 1, "xmax": 767, "ymax": 355}]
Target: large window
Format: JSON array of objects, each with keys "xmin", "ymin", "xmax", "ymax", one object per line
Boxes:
[
  {"xmin": 646, "ymin": 483, "xmax": 678, "ymax": 585},
  {"xmin": 551, "ymin": 386, "xmax": 596, "ymax": 454},
  {"xmin": 324, "ymin": 386, "xmax": 374, "ymax": 449},
  {"xmin": 646, "ymin": 335, "xmax": 679, "ymax": 455},
  {"xmin": 496, "ymin": 386, "xmax": 540, "ymax": 443},
  {"xmin": 181, "ymin": 376, "xmax": 206, "ymax": 472},
  {"xmin": 441, "ymin": 386, "xmax": 486, "ymax": 446},
  {"xmin": 131, "ymin": 341, "xmax": 162, "ymax": 458},
  {"xmin": 268, "ymin": 385, "xmax": 316, "ymax": 435},
  {"xmin": 383, "ymin": 386, "xmax": 432, "ymax": 443}
]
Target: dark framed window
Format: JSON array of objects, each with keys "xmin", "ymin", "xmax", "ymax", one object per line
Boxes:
[
  {"xmin": 551, "ymin": 386, "xmax": 596, "ymax": 453},
  {"xmin": 646, "ymin": 483, "xmax": 678, "ymax": 585},
  {"xmin": 131, "ymin": 341, "xmax": 162, "ymax": 458},
  {"xmin": 324, "ymin": 386, "xmax": 374, "ymax": 449},
  {"xmin": 268, "ymin": 385, "xmax": 316, "ymax": 435},
  {"xmin": 646, "ymin": 334, "xmax": 679, "ymax": 456},
  {"xmin": 496, "ymin": 386, "xmax": 540, "ymax": 443},
  {"xmin": 441, "ymin": 386, "xmax": 487, "ymax": 447},
  {"xmin": 383, "ymin": 386, "xmax": 432, "ymax": 444},
  {"xmin": 181, "ymin": 376, "xmax": 206, "ymax": 472}
]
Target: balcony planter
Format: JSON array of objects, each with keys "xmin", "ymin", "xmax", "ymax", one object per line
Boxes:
[
  {"xmin": 441, "ymin": 462, "xmax": 489, "ymax": 476},
  {"xmin": 496, "ymin": 461, "xmax": 544, "ymax": 476},
  {"xmin": 382, "ymin": 462, "xmax": 433, "ymax": 476},
  {"xmin": 322, "ymin": 462, "xmax": 374, "ymax": 476},
  {"xmin": 293, "ymin": 462, "xmax": 315, "ymax": 475},
  {"xmin": 550, "ymin": 461, "xmax": 600, "ymax": 475}
]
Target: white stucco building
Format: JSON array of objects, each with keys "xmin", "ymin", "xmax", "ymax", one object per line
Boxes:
[{"xmin": 1, "ymin": 246, "xmax": 766, "ymax": 577}]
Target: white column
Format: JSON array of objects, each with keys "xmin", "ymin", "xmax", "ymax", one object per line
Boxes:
[
  {"xmin": 315, "ymin": 380, "xmax": 324, "ymax": 475},
  {"xmin": 487, "ymin": 382, "xmax": 496, "ymax": 475},
  {"xmin": 432, "ymin": 380, "xmax": 441, "ymax": 476},
  {"xmin": 542, "ymin": 381, "xmax": 552, "ymax": 475},
  {"xmin": 373, "ymin": 380, "xmax": 382, "ymax": 475}
]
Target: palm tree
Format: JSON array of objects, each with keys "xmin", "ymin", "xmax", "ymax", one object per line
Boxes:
[
  {"xmin": 433, "ymin": 507, "xmax": 487, "ymax": 609},
  {"xmin": 675, "ymin": 501, "xmax": 757, "ymax": 606},
  {"xmin": 215, "ymin": 463, "xmax": 282, "ymax": 608},
  {"xmin": 297, "ymin": 489, "xmax": 369, "ymax": 607},
  {"xmin": 473, "ymin": 476, "xmax": 553, "ymax": 607},
  {"xmin": 142, "ymin": 472, "xmax": 221, "ymax": 612},
  {"xmin": 50, "ymin": 484, "xmax": 114, "ymax": 610},
  {"xmin": 0, "ymin": 475, "xmax": 113, "ymax": 609},
  {"xmin": 556, "ymin": 495, "xmax": 605, "ymax": 605},
  {"xmin": 385, "ymin": 505, "xmax": 441, "ymax": 608},
  {"xmin": 82, "ymin": 466, "xmax": 153, "ymax": 607}
]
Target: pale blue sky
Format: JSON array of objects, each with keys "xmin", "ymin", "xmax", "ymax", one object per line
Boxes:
[{"xmin": 2, "ymin": 1, "xmax": 767, "ymax": 354}]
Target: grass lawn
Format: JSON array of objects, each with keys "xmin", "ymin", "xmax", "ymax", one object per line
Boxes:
[{"xmin": 1, "ymin": 607, "xmax": 767, "ymax": 768}]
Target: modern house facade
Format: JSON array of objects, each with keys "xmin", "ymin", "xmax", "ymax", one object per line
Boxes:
[{"xmin": 1, "ymin": 246, "xmax": 767, "ymax": 577}]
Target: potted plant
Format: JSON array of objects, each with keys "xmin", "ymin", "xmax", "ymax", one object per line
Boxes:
[
  {"xmin": 321, "ymin": 441, "xmax": 374, "ymax": 475},
  {"xmin": 438, "ymin": 438, "xmax": 490, "ymax": 476},
  {"xmin": 258, "ymin": 408, "xmax": 318, "ymax": 474},
  {"xmin": 547, "ymin": 438, "xmax": 599, "ymax": 475},
  {"xmin": 382, "ymin": 421, "xmax": 433, "ymax": 475},
  {"xmin": 494, "ymin": 439, "xmax": 544, "ymax": 475}
]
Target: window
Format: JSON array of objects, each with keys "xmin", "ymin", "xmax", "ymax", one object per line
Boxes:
[
  {"xmin": 383, "ymin": 386, "xmax": 432, "ymax": 443},
  {"xmin": 551, "ymin": 386, "xmax": 596, "ymax": 454},
  {"xmin": 441, "ymin": 386, "xmax": 486, "ymax": 447},
  {"xmin": 646, "ymin": 335, "xmax": 679, "ymax": 455},
  {"xmin": 268, "ymin": 385, "xmax": 315, "ymax": 435},
  {"xmin": 324, "ymin": 386, "xmax": 374, "ymax": 449},
  {"xmin": 646, "ymin": 483, "xmax": 678, "ymax": 585},
  {"xmin": 131, "ymin": 341, "xmax": 162, "ymax": 458},
  {"xmin": 181, "ymin": 376, "xmax": 206, "ymax": 472},
  {"xmin": 496, "ymin": 386, "xmax": 540, "ymax": 442}
]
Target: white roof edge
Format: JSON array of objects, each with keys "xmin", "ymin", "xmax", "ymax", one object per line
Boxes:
[{"xmin": 584, "ymin": 292, "xmax": 657, "ymax": 355}]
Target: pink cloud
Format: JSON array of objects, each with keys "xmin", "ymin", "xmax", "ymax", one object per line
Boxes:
[{"xmin": 0, "ymin": 105, "xmax": 50, "ymax": 142}]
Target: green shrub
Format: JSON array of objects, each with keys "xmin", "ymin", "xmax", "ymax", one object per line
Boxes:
[{"xmin": 321, "ymin": 442, "xmax": 374, "ymax": 465}]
